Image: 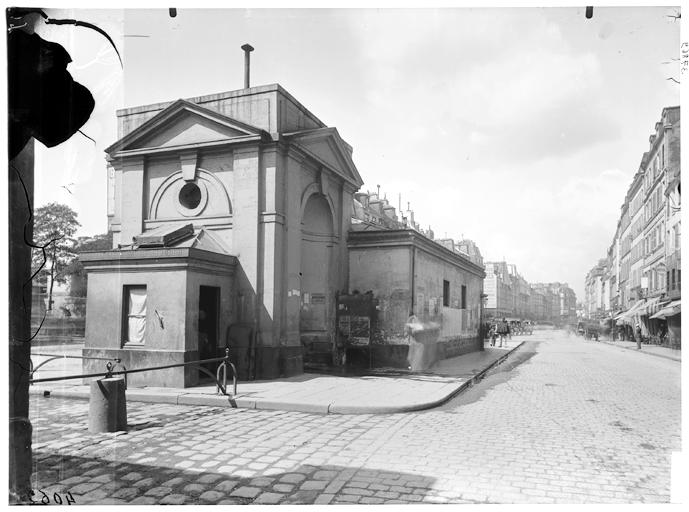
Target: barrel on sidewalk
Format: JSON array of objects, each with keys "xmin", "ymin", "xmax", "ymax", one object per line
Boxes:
[{"xmin": 88, "ymin": 377, "xmax": 127, "ymax": 433}]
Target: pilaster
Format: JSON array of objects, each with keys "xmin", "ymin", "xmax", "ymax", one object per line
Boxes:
[{"xmin": 120, "ymin": 157, "xmax": 145, "ymax": 244}]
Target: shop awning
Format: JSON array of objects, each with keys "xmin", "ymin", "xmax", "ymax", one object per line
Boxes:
[
  {"xmin": 638, "ymin": 296, "xmax": 662, "ymax": 316},
  {"xmin": 616, "ymin": 301, "xmax": 640, "ymax": 319},
  {"xmin": 650, "ymin": 300, "xmax": 681, "ymax": 319},
  {"xmin": 616, "ymin": 300, "xmax": 645, "ymax": 325}
]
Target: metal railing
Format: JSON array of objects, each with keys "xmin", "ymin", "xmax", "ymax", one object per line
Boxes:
[
  {"xmin": 29, "ymin": 348, "xmax": 237, "ymax": 397},
  {"xmin": 30, "ymin": 353, "xmax": 125, "ymax": 382}
]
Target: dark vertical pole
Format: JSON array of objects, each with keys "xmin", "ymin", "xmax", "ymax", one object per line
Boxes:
[
  {"xmin": 241, "ymin": 43, "xmax": 254, "ymax": 89},
  {"xmin": 9, "ymin": 140, "xmax": 34, "ymax": 502},
  {"xmin": 410, "ymin": 244, "xmax": 416, "ymax": 315}
]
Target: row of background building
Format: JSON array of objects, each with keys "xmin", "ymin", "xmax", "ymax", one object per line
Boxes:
[
  {"xmin": 483, "ymin": 262, "xmax": 577, "ymax": 326},
  {"xmin": 583, "ymin": 106, "xmax": 681, "ymax": 348}
]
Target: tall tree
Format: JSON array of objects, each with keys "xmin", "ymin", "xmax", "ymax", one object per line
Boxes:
[{"xmin": 31, "ymin": 202, "xmax": 80, "ymax": 311}]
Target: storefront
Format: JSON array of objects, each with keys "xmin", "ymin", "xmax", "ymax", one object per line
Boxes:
[{"xmin": 650, "ymin": 300, "xmax": 681, "ymax": 348}]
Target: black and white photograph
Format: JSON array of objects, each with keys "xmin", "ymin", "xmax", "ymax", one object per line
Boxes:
[{"xmin": 5, "ymin": 1, "xmax": 686, "ymax": 506}]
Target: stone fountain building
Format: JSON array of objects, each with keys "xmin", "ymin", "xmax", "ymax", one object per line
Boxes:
[{"xmin": 81, "ymin": 84, "xmax": 364, "ymax": 386}]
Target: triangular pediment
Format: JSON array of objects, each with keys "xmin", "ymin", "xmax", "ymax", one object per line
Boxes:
[
  {"xmin": 106, "ymin": 99, "xmax": 265, "ymax": 156},
  {"xmin": 286, "ymin": 128, "xmax": 364, "ymax": 187}
]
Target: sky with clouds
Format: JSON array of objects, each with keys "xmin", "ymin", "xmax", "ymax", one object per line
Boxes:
[{"xmin": 30, "ymin": 5, "xmax": 681, "ymax": 300}]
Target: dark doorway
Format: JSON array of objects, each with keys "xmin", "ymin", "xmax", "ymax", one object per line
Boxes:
[{"xmin": 199, "ymin": 286, "xmax": 220, "ymax": 380}]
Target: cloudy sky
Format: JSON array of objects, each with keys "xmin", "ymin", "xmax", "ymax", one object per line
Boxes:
[{"xmin": 30, "ymin": 4, "xmax": 681, "ymax": 300}]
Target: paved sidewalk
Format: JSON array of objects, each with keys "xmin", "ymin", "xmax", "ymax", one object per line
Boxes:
[
  {"xmin": 29, "ymin": 339, "xmax": 526, "ymax": 414},
  {"xmin": 597, "ymin": 338, "xmax": 681, "ymax": 362}
]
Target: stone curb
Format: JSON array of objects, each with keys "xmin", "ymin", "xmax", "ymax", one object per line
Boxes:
[
  {"xmin": 328, "ymin": 341, "xmax": 525, "ymax": 414},
  {"xmin": 28, "ymin": 342, "xmax": 526, "ymax": 415},
  {"xmin": 597, "ymin": 339, "xmax": 681, "ymax": 362}
]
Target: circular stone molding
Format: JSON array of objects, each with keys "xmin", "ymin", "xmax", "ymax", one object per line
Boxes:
[{"xmin": 175, "ymin": 179, "xmax": 208, "ymax": 217}]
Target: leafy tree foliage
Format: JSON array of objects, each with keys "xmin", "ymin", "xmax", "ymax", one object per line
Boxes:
[
  {"xmin": 64, "ymin": 232, "xmax": 113, "ymax": 297},
  {"xmin": 31, "ymin": 202, "xmax": 80, "ymax": 310}
]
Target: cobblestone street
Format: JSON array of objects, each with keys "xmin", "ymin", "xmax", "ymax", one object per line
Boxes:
[{"xmin": 28, "ymin": 330, "xmax": 681, "ymax": 504}]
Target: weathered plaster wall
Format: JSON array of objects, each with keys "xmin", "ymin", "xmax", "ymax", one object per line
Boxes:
[
  {"xmin": 348, "ymin": 234, "xmax": 484, "ymax": 368},
  {"xmin": 82, "ymin": 267, "xmax": 189, "ymax": 387},
  {"xmin": 413, "ymin": 249, "xmax": 482, "ymax": 338},
  {"xmin": 84, "ymin": 269, "xmax": 187, "ymax": 352},
  {"xmin": 348, "ymin": 246, "xmax": 412, "ymax": 342}
]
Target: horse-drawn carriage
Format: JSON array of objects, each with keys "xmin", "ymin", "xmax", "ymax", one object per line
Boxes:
[
  {"xmin": 577, "ymin": 321, "xmax": 599, "ymax": 340},
  {"xmin": 505, "ymin": 318, "xmax": 533, "ymax": 335}
]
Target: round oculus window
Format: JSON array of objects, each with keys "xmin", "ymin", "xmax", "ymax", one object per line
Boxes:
[{"xmin": 179, "ymin": 182, "xmax": 202, "ymax": 210}]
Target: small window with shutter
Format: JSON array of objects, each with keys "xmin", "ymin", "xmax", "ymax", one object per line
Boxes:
[{"xmin": 123, "ymin": 285, "xmax": 147, "ymax": 345}]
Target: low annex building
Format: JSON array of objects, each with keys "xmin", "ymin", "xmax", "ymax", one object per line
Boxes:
[{"xmin": 347, "ymin": 229, "xmax": 485, "ymax": 370}]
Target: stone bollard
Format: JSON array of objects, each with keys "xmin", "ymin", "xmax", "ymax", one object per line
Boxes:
[{"xmin": 88, "ymin": 377, "xmax": 127, "ymax": 433}]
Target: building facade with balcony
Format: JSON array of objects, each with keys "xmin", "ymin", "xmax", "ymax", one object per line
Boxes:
[{"xmin": 586, "ymin": 106, "xmax": 680, "ymax": 347}]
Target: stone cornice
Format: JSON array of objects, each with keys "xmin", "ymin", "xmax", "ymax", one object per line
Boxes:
[
  {"xmin": 80, "ymin": 247, "xmax": 237, "ymax": 272},
  {"xmin": 110, "ymin": 135, "xmax": 264, "ymax": 160},
  {"xmin": 647, "ymin": 111, "xmax": 679, "ymax": 158},
  {"xmin": 109, "ymin": 98, "xmax": 269, "ymax": 154}
]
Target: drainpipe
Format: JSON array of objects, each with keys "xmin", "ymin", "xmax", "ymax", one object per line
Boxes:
[{"xmin": 410, "ymin": 243, "xmax": 416, "ymax": 315}]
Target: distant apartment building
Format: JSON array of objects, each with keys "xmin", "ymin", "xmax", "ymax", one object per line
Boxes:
[
  {"xmin": 629, "ymin": 166, "xmax": 646, "ymax": 304},
  {"xmin": 530, "ymin": 282, "xmax": 562, "ymax": 323},
  {"xmin": 584, "ymin": 259, "xmax": 606, "ymax": 319},
  {"xmin": 642, "ymin": 110, "xmax": 678, "ymax": 303},
  {"xmin": 529, "ymin": 288, "xmax": 545, "ymax": 321},
  {"xmin": 609, "ymin": 221, "xmax": 621, "ymax": 313},
  {"xmin": 618, "ymin": 202, "xmax": 631, "ymax": 310},
  {"xmin": 484, "ymin": 261, "xmax": 517, "ymax": 319},
  {"xmin": 665, "ymin": 124, "xmax": 681, "ymax": 303},
  {"xmin": 559, "ymin": 285, "xmax": 578, "ymax": 324},
  {"xmin": 483, "ymin": 261, "xmax": 575, "ymax": 324}
]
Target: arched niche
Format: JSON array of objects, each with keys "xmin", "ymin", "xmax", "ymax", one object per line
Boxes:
[{"xmin": 300, "ymin": 193, "xmax": 335, "ymax": 335}]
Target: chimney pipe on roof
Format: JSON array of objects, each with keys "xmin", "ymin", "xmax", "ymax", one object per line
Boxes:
[{"xmin": 241, "ymin": 43, "xmax": 254, "ymax": 88}]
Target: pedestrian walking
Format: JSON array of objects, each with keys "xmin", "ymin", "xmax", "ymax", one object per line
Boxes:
[
  {"xmin": 489, "ymin": 324, "xmax": 498, "ymax": 347},
  {"xmin": 497, "ymin": 318, "xmax": 509, "ymax": 347},
  {"xmin": 635, "ymin": 324, "xmax": 642, "ymax": 350}
]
